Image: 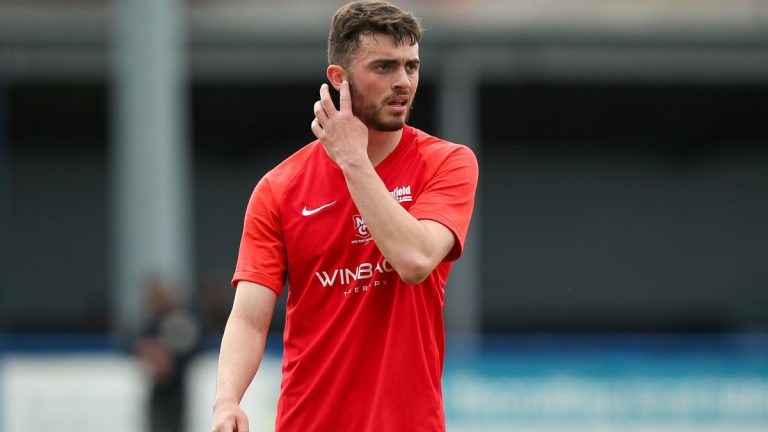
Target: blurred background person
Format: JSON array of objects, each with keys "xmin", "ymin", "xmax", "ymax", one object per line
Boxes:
[{"xmin": 135, "ymin": 276, "xmax": 201, "ymax": 432}]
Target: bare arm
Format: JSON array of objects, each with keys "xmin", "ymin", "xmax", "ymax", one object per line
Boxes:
[
  {"xmin": 311, "ymin": 81, "xmax": 455, "ymax": 284},
  {"xmin": 212, "ymin": 281, "xmax": 278, "ymax": 432},
  {"xmin": 341, "ymin": 162, "xmax": 454, "ymax": 284}
]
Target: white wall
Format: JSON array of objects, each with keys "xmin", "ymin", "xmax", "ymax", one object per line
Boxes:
[
  {"xmin": 1, "ymin": 354, "xmax": 146, "ymax": 432},
  {"xmin": 0, "ymin": 352, "xmax": 280, "ymax": 432}
]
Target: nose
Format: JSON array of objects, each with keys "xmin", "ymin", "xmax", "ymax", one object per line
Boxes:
[{"xmin": 392, "ymin": 66, "xmax": 411, "ymax": 92}]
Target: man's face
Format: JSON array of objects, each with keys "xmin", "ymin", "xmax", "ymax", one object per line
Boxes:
[{"xmin": 345, "ymin": 33, "xmax": 420, "ymax": 132}]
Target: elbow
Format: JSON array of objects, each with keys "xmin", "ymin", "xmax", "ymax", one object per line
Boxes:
[{"xmin": 394, "ymin": 254, "xmax": 434, "ymax": 285}]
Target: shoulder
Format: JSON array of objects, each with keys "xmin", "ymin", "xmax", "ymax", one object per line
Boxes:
[
  {"xmin": 258, "ymin": 141, "xmax": 322, "ymax": 200},
  {"xmin": 409, "ymin": 126, "xmax": 478, "ymax": 173}
]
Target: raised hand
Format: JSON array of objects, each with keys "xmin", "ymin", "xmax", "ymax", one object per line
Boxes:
[{"xmin": 311, "ymin": 80, "xmax": 369, "ymax": 169}]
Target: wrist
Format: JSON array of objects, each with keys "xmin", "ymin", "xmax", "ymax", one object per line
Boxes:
[
  {"xmin": 213, "ymin": 396, "xmax": 240, "ymax": 411},
  {"xmin": 338, "ymin": 156, "xmax": 374, "ymax": 175}
]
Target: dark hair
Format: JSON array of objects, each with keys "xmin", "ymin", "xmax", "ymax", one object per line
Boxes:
[{"xmin": 328, "ymin": 1, "xmax": 422, "ymax": 69}]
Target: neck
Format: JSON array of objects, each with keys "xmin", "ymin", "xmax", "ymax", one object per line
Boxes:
[{"xmin": 366, "ymin": 127, "xmax": 404, "ymax": 167}]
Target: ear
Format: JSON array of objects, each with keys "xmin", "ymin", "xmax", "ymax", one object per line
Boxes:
[{"xmin": 326, "ymin": 65, "xmax": 346, "ymax": 91}]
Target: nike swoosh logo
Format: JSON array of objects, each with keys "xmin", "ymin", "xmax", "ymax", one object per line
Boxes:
[{"xmin": 302, "ymin": 201, "xmax": 336, "ymax": 216}]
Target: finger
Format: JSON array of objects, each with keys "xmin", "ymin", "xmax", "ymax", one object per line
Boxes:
[
  {"xmin": 339, "ymin": 79, "xmax": 352, "ymax": 112},
  {"xmin": 311, "ymin": 118, "xmax": 323, "ymax": 139},
  {"xmin": 319, "ymin": 83, "xmax": 337, "ymax": 117},
  {"xmin": 212, "ymin": 419, "xmax": 233, "ymax": 432},
  {"xmin": 313, "ymin": 100, "xmax": 328, "ymax": 123},
  {"xmin": 236, "ymin": 413, "xmax": 249, "ymax": 432}
]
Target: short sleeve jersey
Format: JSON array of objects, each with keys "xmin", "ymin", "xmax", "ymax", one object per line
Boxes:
[{"xmin": 233, "ymin": 125, "xmax": 478, "ymax": 432}]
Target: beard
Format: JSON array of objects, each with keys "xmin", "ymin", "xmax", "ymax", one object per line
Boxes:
[{"xmin": 348, "ymin": 77, "xmax": 414, "ymax": 132}]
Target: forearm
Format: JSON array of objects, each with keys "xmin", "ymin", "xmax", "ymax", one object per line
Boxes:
[
  {"xmin": 214, "ymin": 315, "xmax": 268, "ymax": 407},
  {"xmin": 342, "ymin": 161, "xmax": 448, "ymax": 283}
]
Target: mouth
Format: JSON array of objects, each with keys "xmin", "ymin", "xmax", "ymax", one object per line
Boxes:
[{"xmin": 386, "ymin": 96, "xmax": 409, "ymax": 112}]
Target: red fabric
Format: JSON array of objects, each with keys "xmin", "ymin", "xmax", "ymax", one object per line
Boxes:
[{"xmin": 233, "ymin": 126, "xmax": 478, "ymax": 431}]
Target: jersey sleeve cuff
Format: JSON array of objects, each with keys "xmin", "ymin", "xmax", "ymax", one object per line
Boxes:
[
  {"xmin": 231, "ymin": 271, "xmax": 285, "ymax": 295},
  {"xmin": 411, "ymin": 210, "xmax": 465, "ymax": 261}
]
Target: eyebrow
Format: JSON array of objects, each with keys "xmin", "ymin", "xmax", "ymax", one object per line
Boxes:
[{"xmin": 369, "ymin": 58, "xmax": 420, "ymax": 67}]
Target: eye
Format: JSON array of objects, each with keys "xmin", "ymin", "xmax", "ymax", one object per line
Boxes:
[
  {"xmin": 376, "ymin": 63, "xmax": 391, "ymax": 72},
  {"xmin": 406, "ymin": 63, "xmax": 419, "ymax": 73}
]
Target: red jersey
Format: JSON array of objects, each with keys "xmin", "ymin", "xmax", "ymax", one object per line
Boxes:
[{"xmin": 233, "ymin": 125, "xmax": 478, "ymax": 431}]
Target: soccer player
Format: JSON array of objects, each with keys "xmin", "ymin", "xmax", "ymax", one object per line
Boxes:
[{"xmin": 212, "ymin": 1, "xmax": 478, "ymax": 431}]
